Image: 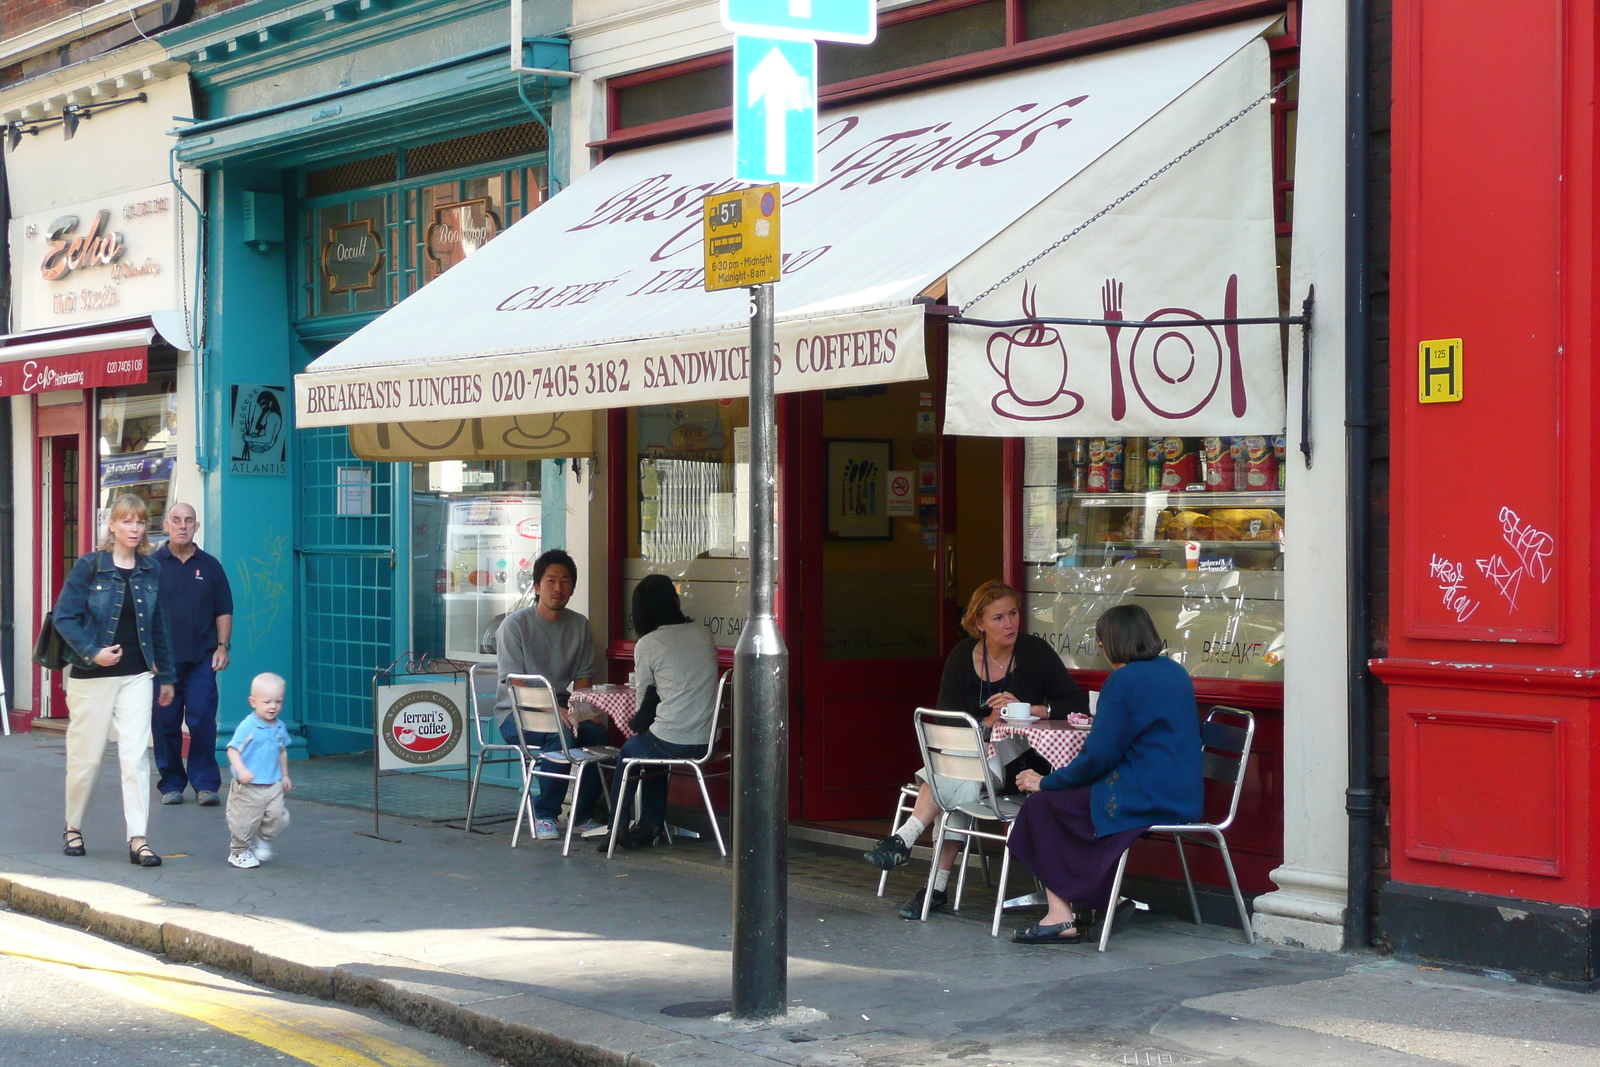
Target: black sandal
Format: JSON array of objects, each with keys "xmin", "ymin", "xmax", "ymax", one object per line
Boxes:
[
  {"xmin": 1012, "ymin": 920, "xmax": 1083, "ymax": 945},
  {"xmin": 128, "ymin": 841, "xmax": 162, "ymax": 867},
  {"xmin": 62, "ymin": 829, "xmax": 85, "ymax": 857}
]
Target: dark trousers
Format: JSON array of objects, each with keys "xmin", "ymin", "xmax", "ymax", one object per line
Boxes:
[
  {"xmin": 615, "ymin": 731, "xmax": 702, "ymax": 829},
  {"xmin": 153, "ymin": 659, "xmax": 220, "ymax": 795},
  {"xmin": 500, "ymin": 716, "xmax": 611, "ymax": 822}
]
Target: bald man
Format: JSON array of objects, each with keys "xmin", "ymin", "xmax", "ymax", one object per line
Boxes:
[{"xmin": 151, "ymin": 503, "xmax": 235, "ymax": 806}]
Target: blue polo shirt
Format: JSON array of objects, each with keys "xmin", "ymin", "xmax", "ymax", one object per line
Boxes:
[
  {"xmin": 154, "ymin": 543, "xmax": 235, "ymax": 663},
  {"xmin": 228, "ymin": 713, "xmax": 289, "ymax": 785}
]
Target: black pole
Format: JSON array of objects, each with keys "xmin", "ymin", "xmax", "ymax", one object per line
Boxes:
[
  {"xmin": 731, "ymin": 282, "xmax": 789, "ymax": 1018},
  {"xmin": 1344, "ymin": 0, "xmax": 1376, "ymax": 951}
]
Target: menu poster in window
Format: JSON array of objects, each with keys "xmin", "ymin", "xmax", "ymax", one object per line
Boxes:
[
  {"xmin": 827, "ymin": 438, "xmax": 893, "ymax": 539},
  {"xmin": 229, "ymin": 385, "xmax": 287, "ymax": 475},
  {"xmin": 636, "ymin": 402, "xmax": 731, "ymax": 461}
]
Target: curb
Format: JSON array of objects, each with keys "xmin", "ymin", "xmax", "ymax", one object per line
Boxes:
[{"xmin": 0, "ymin": 870, "xmax": 776, "ymax": 1067}]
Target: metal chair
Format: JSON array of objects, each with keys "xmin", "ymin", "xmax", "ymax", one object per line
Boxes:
[
  {"xmin": 506, "ymin": 673, "xmax": 619, "ymax": 856},
  {"xmin": 463, "ymin": 663, "xmax": 527, "ymax": 833},
  {"xmin": 1098, "ymin": 705, "xmax": 1256, "ymax": 952},
  {"xmin": 875, "ymin": 780, "xmax": 993, "ymax": 899},
  {"xmin": 913, "ymin": 708, "xmax": 1022, "ymax": 937},
  {"xmin": 608, "ymin": 669, "xmax": 733, "ymax": 858}
]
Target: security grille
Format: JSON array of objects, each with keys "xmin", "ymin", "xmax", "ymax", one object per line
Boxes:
[
  {"xmin": 304, "ymin": 153, "xmax": 398, "ymax": 199},
  {"xmin": 405, "ymin": 122, "xmax": 548, "ymax": 178}
]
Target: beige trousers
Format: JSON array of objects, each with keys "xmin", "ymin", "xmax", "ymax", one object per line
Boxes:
[
  {"xmin": 64, "ymin": 672, "xmax": 155, "ymax": 840},
  {"xmin": 227, "ymin": 780, "xmax": 289, "ymax": 852}
]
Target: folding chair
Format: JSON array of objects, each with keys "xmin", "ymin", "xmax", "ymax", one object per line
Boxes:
[
  {"xmin": 913, "ymin": 708, "xmax": 1022, "ymax": 937},
  {"xmin": 1098, "ymin": 705, "xmax": 1256, "ymax": 952},
  {"xmin": 608, "ymin": 669, "xmax": 733, "ymax": 858},
  {"xmin": 463, "ymin": 662, "xmax": 527, "ymax": 833},
  {"xmin": 506, "ymin": 674, "xmax": 619, "ymax": 856}
]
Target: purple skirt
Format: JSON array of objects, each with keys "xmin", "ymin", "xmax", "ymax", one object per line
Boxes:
[{"xmin": 1006, "ymin": 786, "xmax": 1147, "ymax": 910}]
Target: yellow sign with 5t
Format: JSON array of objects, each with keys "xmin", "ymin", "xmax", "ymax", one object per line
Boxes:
[
  {"xmin": 704, "ymin": 184, "xmax": 781, "ymax": 292},
  {"xmin": 1418, "ymin": 338, "xmax": 1464, "ymax": 403}
]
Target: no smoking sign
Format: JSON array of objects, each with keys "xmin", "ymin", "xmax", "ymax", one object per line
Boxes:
[{"xmin": 887, "ymin": 470, "xmax": 914, "ymax": 517}]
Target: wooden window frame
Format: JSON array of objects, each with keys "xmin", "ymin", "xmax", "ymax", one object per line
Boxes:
[{"xmin": 596, "ymin": 0, "xmax": 1298, "ymax": 154}]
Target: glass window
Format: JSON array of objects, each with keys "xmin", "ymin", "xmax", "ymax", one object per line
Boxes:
[
  {"xmin": 97, "ymin": 354, "xmax": 179, "ymax": 542},
  {"xmin": 410, "ymin": 460, "xmax": 542, "ymax": 662},
  {"xmin": 623, "ymin": 401, "xmax": 751, "ymax": 648},
  {"xmin": 1022, "ymin": 0, "xmax": 1196, "ymax": 41},
  {"xmin": 1024, "ymin": 435, "xmax": 1285, "ymax": 680},
  {"xmin": 819, "ymin": 0, "xmax": 1006, "ymax": 85},
  {"xmin": 613, "ymin": 63, "xmax": 734, "ymax": 131}
]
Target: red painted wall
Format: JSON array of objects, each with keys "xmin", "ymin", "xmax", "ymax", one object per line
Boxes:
[{"xmin": 1378, "ymin": 0, "xmax": 1598, "ymax": 907}]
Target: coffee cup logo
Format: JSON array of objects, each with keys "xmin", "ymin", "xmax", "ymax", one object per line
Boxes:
[{"xmin": 985, "ymin": 281, "xmax": 1084, "ymax": 421}]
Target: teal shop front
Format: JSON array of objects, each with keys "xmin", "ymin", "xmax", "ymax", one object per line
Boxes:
[{"xmin": 164, "ymin": 0, "xmax": 576, "ymax": 771}]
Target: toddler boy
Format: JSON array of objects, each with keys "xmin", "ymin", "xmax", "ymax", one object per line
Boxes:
[{"xmin": 225, "ymin": 673, "xmax": 293, "ymax": 869}]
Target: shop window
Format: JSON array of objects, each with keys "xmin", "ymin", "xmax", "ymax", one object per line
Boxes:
[
  {"xmin": 1022, "ymin": 0, "xmax": 1195, "ymax": 41},
  {"xmin": 623, "ymin": 401, "xmax": 752, "ymax": 649},
  {"xmin": 819, "ymin": 0, "xmax": 1006, "ymax": 85},
  {"xmin": 1023, "ymin": 436, "xmax": 1285, "ymax": 681},
  {"xmin": 404, "ymin": 167, "xmax": 548, "ymax": 289},
  {"xmin": 97, "ymin": 352, "xmax": 179, "ymax": 541},
  {"xmin": 410, "ymin": 460, "xmax": 542, "ymax": 661},
  {"xmin": 306, "ymin": 195, "xmax": 395, "ymax": 319}
]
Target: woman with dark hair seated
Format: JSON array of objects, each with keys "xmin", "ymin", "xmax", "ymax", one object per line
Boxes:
[
  {"xmin": 862, "ymin": 579, "xmax": 1088, "ymax": 920},
  {"xmin": 609, "ymin": 574, "xmax": 720, "ymax": 850},
  {"xmin": 1006, "ymin": 603, "xmax": 1203, "ymax": 944}
]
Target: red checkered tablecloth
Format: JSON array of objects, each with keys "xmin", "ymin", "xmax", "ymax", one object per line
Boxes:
[
  {"xmin": 990, "ymin": 719, "xmax": 1090, "ymax": 769},
  {"xmin": 569, "ymin": 685, "xmax": 638, "ymax": 740}
]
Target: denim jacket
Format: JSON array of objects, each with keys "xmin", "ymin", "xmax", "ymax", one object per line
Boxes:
[{"xmin": 52, "ymin": 551, "xmax": 176, "ymax": 685}]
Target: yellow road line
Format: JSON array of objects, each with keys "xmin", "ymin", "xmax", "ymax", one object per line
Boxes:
[{"xmin": 0, "ymin": 924, "xmax": 445, "ymax": 1067}]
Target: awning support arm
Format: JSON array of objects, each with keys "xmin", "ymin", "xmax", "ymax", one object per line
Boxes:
[{"xmin": 938, "ymin": 283, "xmax": 1316, "ymax": 465}]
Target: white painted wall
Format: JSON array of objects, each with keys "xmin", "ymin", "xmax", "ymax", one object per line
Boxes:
[
  {"xmin": 1251, "ymin": 0, "xmax": 1350, "ymax": 951},
  {"xmin": 9, "ymin": 395, "xmax": 34, "ymax": 713}
]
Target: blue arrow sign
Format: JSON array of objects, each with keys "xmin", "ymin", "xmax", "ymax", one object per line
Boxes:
[
  {"xmin": 722, "ymin": 0, "xmax": 875, "ymax": 44},
  {"xmin": 734, "ymin": 36, "xmax": 817, "ymax": 186}
]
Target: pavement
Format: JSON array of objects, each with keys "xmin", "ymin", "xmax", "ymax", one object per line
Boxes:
[{"xmin": 2, "ymin": 730, "xmax": 1597, "ymax": 1067}]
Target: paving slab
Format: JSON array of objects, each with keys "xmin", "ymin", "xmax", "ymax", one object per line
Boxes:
[{"xmin": 1, "ymin": 731, "xmax": 1590, "ymax": 1067}]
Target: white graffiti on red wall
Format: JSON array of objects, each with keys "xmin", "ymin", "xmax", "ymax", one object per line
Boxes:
[
  {"xmin": 984, "ymin": 275, "xmax": 1246, "ymax": 423},
  {"xmin": 1428, "ymin": 554, "xmax": 1480, "ymax": 622},
  {"xmin": 1473, "ymin": 506, "xmax": 1555, "ymax": 612}
]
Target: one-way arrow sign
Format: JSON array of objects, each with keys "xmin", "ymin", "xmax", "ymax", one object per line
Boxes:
[
  {"xmin": 722, "ymin": 0, "xmax": 875, "ymax": 43},
  {"xmin": 734, "ymin": 36, "xmax": 817, "ymax": 185}
]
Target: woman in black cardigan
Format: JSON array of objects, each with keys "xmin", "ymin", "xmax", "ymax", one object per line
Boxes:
[{"xmin": 863, "ymin": 579, "xmax": 1087, "ymax": 919}]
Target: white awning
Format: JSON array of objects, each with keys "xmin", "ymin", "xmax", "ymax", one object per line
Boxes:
[{"xmin": 295, "ymin": 17, "xmax": 1276, "ymax": 429}]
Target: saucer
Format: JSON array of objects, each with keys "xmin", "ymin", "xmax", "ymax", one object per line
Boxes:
[{"xmin": 1000, "ymin": 713, "xmax": 1040, "ymax": 724}]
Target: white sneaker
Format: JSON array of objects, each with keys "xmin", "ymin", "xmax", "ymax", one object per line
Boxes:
[
  {"xmin": 250, "ymin": 837, "xmax": 274, "ymax": 862},
  {"xmin": 228, "ymin": 850, "xmax": 260, "ymax": 869},
  {"xmin": 533, "ymin": 818, "xmax": 560, "ymax": 840},
  {"xmin": 575, "ymin": 819, "xmax": 610, "ymax": 839}
]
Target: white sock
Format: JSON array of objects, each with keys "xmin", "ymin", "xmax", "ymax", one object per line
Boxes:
[
  {"xmin": 932, "ymin": 867, "xmax": 951, "ymax": 892},
  {"xmin": 896, "ymin": 816, "xmax": 926, "ymax": 848}
]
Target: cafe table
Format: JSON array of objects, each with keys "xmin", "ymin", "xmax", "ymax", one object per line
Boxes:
[
  {"xmin": 989, "ymin": 716, "xmax": 1092, "ymax": 769},
  {"xmin": 569, "ymin": 684, "xmax": 638, "ymax": 740}
]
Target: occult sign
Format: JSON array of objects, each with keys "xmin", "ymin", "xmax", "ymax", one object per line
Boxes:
[
  {"xmin": 322, "ymin": 218, "xmax": 383, "ymax": 294},
  {"xmin": 426, "ymin": 199, "xmax": 500, "ymax": 273}
]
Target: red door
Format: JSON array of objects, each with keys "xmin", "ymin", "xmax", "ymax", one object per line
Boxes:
[{"xmin": 44, "ymin": 434, "xmax": 82, "ymax": 718}]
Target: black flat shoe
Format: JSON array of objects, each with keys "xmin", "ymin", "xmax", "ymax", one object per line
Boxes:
[
  {"xmin": 128, "ymin": 842, "xmax": 162, "ymax": 867},
  {"xmin": 619, "ymin": 824, "xmax": 661, "ymax": 851},
  {"xmin": 863, "ymin": 835, "xmax": 912, "ymax": 871},
  {"xmin": 62, "ymin": 829, "xmax": 85, "ymax": 857},
  {"xmin": 1012, "ymin": 920, "xmax": 1082, "ymax": 944},
  {"xmin": 898, "ymin": 887, "xmax": 948, "ymax": 920}
]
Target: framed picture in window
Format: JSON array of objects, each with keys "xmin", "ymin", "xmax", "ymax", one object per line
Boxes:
[{"xmin": 826, "ymin": 438, "xmax": 893, "ymax": 539}]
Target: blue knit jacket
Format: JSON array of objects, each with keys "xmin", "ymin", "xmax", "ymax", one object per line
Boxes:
[{"xmin": 1039, "ymin": 656, "xmax": 1203, "ymax": 836}]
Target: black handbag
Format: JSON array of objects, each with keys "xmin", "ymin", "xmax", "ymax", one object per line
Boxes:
[{"xmin": 32, "ymin": 612, "xmax": 67, "ymax": 672}]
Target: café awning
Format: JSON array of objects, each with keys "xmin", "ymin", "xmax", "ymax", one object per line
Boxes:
[{"xmin": 295, "ymin": 17, "xmax": 1277, "ymax": 430}]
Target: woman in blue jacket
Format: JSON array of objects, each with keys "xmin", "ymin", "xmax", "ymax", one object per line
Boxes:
[
  {"xmin": 53, "ymin": 494, "xmax": 176, "ymax": 867},
  {"xmin": 1006, "ymin": 604, "xmax": 1201, "ymax": 944}
]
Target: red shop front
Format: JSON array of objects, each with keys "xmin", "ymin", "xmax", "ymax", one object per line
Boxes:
[{"xmin": 1375, "ymin": 0, "xmax": 1600, "ymax": 984}]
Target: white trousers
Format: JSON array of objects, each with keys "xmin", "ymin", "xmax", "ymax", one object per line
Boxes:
[{"xmin": 64, "ymin": 672, "xmax": 154, "ymax": 840}]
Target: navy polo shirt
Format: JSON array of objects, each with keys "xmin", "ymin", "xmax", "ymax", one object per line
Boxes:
[{"xmin": 154, "ymin": 543, "xmax": 235, "ymax": 663}]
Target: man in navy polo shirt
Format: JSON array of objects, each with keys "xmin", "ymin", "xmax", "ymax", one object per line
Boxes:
[{"xmin": 152, "ymin": 502, "xmax": 235, "ymax": 807}]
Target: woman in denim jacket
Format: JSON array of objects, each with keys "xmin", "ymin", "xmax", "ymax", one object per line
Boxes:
[{"xmin": 53, "ymin": 494, "xmax": 176, "ymax": 866}]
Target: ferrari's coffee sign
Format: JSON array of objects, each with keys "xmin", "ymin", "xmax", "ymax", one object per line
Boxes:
[
  {"xmin": 10, "ymin": 183, "xmax": 186, "ymax": 333},
  {"xmin": 376, "ymin": 678, "xmax": 469, "ymax": 771}
]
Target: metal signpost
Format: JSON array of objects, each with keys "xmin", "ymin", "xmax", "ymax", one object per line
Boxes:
[
  {"xmin": 359, "ymin": 652, "xmax": 472, "ymax": 843},
  {"xmin": 717, "ymin": 0, "xmax": 873, "ymax": 1020}
]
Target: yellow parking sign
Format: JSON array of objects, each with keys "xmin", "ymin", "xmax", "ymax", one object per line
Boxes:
[
  {"xmin": 1418, "ymin": 338, "xmax": 1463, "ymax": 403},
  {"xmin": 704, "ymin": 185, "xmax": 781, "ymax": 292}
]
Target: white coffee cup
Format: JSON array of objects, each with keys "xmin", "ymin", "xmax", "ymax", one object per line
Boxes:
[
  {"xmin": 628, "ymin": 671, "xmax": 639, "ymax": 688},
  {"xmin": 1002, "ymin": 701, "xmax": 1032, "ymax": 719}
]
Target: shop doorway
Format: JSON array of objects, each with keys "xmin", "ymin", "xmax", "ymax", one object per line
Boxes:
[
  {"xmin": 42, "ymin": 434, "xmax": 82, "ymax": 719},
  {"xmin": 796, "ymin": 358, "xmax": 1004, "ymax": 822}
]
